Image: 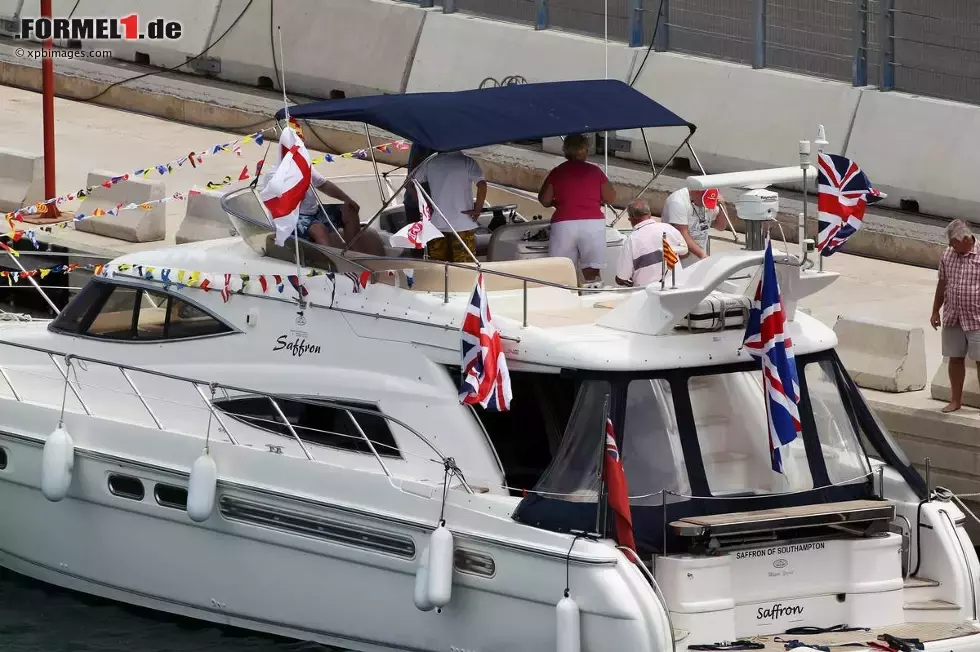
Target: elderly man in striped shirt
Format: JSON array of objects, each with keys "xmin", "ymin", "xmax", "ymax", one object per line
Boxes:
[
  {"xmin": 615, "ymin": 199, "xmax": 688, "ymax": 287},
  {"xmin": 930, "ymin": 219, "xmax": 980, "ymax": 413}
]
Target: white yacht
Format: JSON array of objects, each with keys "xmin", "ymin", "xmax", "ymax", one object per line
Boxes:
[{"xmin": 0, "ymin": 80, "xmax": 978, "ymax": 652}]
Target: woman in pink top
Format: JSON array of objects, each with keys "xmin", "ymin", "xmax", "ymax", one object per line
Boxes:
[{"xmin": 538, "ymin": 134, "xmax": 616, "ymax": 287}]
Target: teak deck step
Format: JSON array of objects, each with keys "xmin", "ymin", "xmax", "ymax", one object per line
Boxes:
[
  {"xmin": 904, "ymin": 599, "xmax": 959, "ymax": 611},
  {"xmin": 671, "ymin": 499, "xmax": 895, "ymax": 537},
  {"xmin": 904, "ymin": 576, "xmax": 941, "ymax": 589}
]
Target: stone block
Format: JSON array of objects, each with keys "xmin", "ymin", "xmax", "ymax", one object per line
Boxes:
[
  {"xmin": 73, "ymin": 170, "xmax": 165, "ymax": 242},
  {"xmin": 833, "ymin": 316, "xmax": 927, "ymax": 392},
  {"xmin": 0, "ymin": 147, "xmax": 44, "ymax": 213},
  {"xmin": 175, "ymin": 189, "xmax": 236, "ymax": 244}
]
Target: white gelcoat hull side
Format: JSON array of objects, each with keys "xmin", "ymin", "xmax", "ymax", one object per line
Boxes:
[{"xmin": 0, "ymin": 432, "xmax": 666, "ymax": 652}]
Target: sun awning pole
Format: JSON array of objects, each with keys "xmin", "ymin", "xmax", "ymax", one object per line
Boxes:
[
  {"xmin": 603, "ymin": 0, "xmax": 610, "ymax": 197},
  {"xmin": 608, "ymin": 131, "xmax": 693, "ymax": 227},
  {"xmin": 687, "ymin": 142, "xmax": 739, "ymax": 247},
  {"xmin": 341, "ymin": 151, "xmax": 439, "ymax": 256},
  {"xmin": 362, "ymin": 123, "xmax": 389, "ymax": 205},
  {"xmin": 416, "ymin": 181, "xmax": 479, "ymax": 265}
]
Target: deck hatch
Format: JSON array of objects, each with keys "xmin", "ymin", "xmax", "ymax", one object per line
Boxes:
[{"xmin": 218, "ymin": 496, "xmax": 416, "ymax": 559}]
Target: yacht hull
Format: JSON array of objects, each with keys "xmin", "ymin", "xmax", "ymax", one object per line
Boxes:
[{"xmin": 0, "ymin": 432, "xmax": 666, "ymax": 652}]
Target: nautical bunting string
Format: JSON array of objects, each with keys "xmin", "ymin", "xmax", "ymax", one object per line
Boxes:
[
  {"xmin": 3, "ymin": 137, "xmax": 412, "ymax": 225},
  {"xmin": 4, "ymin": 129, "xmax": 272, "ymax": 222},
  {"xmin": 98, "ymin": 262, "xmax": 374, "ymax": 302},
  {"xmin": 1, "ymin": 139, "xmax": 412, "ymax": 246},
  {"xmin": 0, "ymin": 259, "xmax": 375, "ymax": 300}
]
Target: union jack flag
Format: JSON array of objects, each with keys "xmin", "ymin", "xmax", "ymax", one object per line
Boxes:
[
  {"xmin": 459, "ymin": 273, "xmax": 512, "ymax": 411},
  {"xmin": 816, "ymin": 152, "xmax": 885, "ymax": 257},
  {"xmin": 742, "ymin": 241, "xmax": 801, "ymax": 474},
  {"xmin": 603, "ymin": 417, "xmax": 636, "ymax": 553}
]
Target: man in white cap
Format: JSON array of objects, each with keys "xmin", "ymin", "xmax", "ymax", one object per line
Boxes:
[{"xmin": 661, "ymin": 187, "xmax": 726, "ymax": 265}]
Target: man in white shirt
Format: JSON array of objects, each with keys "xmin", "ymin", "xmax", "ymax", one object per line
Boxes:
[
  {"xmin": 661, "ymin": 187, "xmax": 726, "ymax": 265},
  {"xmin": 414, "ymin": 151, "xmax": 488, "ymax": 263},
  {"xmin": 615, "ymin": 199, "xmax": 689, "ymax": 287}
]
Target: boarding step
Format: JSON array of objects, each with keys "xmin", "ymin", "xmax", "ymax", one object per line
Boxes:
[
  {"xmin": 904, "ymin": 598, "xmax": 959, "ymax": 610},
  {"xmin": 903, "ymin": 575, "xmax": 941, "ymax": 589}
]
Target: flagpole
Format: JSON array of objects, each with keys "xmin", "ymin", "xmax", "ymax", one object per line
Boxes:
[
  {"xmin": 275, "ymin": 25, "xmax": 306, "ymax": 310},
  {"xmin": 595, "ymin": 395, "xmax": 611, "ymax": 539}
]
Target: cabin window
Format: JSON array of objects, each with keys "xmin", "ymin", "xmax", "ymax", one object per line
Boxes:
[
  {"xmin": 687, "ymin": 371, "xmax": 815, "ymax": 496},
  {"xmin": 455, "ymin": 368, "xmax": 579, "ymax": 493},
  {"xmin": 803, "ymin": 360, "xmax": 872, "ymax": 484},
  {"xmin": 213, "ymin": 396, "xmax": 401, "ymax": 458},
  {"xmin": 49, "ymin": 279, "xmax": 233, "ymax": 341},
  {"xmin": 0, "ymin": 447, "xmax": 7, "ymax": 470}
]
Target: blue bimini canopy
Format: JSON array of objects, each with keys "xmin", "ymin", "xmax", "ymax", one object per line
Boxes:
[{"xmin": 275, "ymin": 80, "xmax": 695, "ymax": 153}]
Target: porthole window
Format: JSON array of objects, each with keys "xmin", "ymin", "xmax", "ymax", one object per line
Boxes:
[
  {"xmin": 0, "ymin": 447, "xmax": 7, "ymax": 470},
  {"xmin": 154, "ymin": 483, "xmax": 188, "ymax": 510},
  {"xmin": 107, "ymin": 473, "xmax": 145, "ymax": 500}
]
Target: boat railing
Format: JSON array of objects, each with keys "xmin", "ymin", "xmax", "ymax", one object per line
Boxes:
[
  {"xmin": 221, "ymin": 186, "xmax": 645, "ymax": 326},
  {"xmin": 0, "ymin": 338, "xmax": 470, "ymax": 492}
]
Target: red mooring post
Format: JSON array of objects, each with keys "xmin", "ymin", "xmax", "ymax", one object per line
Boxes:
[{"xmin": 41, "ymin": 0, "xmax": 58, "ymax": 216}]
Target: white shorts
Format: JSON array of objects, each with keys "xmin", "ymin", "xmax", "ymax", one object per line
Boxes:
[
  {"xmin": 942, "ymin": 325, "xmax": 980, "ymax": 360},
  {"xmin": 548, "ymin": 219, "xmax": 607, "ymax": 269}
]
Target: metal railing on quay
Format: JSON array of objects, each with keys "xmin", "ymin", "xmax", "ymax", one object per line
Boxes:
[
  {"xmin": 882, "ymin": 0, "xmax": 980, "ymax": 105},
  {"xmin": 394, "ymin": 0, "xmax": 979, "ymax": 107}
]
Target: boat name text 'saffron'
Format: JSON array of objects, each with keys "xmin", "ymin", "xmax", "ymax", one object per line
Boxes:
[
  {"xmin": 273, "ymin": 332, "xmax": 322, "ymax": 357},
  {"xmin": 756, "ymin": 603, "xmax": 804, "ymax": 621}
]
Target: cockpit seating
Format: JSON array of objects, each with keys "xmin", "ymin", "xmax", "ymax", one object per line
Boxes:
[{"xmin": 403, "ymin": 257, "xmax": 579, "ymax": 293}]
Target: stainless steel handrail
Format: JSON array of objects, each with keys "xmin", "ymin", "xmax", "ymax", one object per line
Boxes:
[
  {"xmin": 267, "ymin": 395, "xmax": 315, "ymax": 461},
  {"xmin": 939, "ymin": 508, "xmax": 978, "ymax": 620},
  {"xmin": 120, "ymin": 367, "xmax": 162, "ymax": 429},
  {"xmin": 0, "ymin": 338, "xmax": 462, "ymax": 488},
  {"xmin": 50, "ymin": 353, "xmax": 91, "ymax": 416},
  {"xmin": 616, "ymin": 546, "xmax": 676, "ymax": 652},
  {"xmin": 346, "ymin": 408, "xmax": 392, "ymax": 479}
]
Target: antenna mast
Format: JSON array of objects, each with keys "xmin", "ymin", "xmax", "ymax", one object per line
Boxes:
[{"xmin": 275, "ymin": 25, "xmax": 306, "ymax": 309}]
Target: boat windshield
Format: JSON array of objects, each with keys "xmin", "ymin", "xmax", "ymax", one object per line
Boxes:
[
  {"xmin": 528, "ymin": 352, "xmax": 873, "ymax": 504},
  {"xmin": 513, "ymin": 350, "xmax": 924, "ymax": 551}
]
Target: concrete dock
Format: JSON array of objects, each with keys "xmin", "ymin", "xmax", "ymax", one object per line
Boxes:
[{"xmin": 2, "ymin": 83, "xmax": 978, "ymax": 531}]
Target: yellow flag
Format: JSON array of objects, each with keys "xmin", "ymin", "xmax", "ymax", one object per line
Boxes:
[
  {"xmin": 177, "ymin": 270, "xmax": 186, "ymax": 283},
  {"xmin": 40, "ymin": 269, "xmax": 50, "ymax": 279},
  {"xmin": 187, "ymin": 271, "xmax": 200, "ymax": 286}
]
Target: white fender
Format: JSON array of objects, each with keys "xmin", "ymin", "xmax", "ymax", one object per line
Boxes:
[
  {"xmin": 426, "ymin": 522, "xmax": 454, "ymax": 608},
  {"xmin": 413, "ymin": 543, "xmax": 434, "ymax": 612},
  {"xmin": 41, "ymin": 426, "xmax": 74, "ymax": 502},
  {"xmin": 186, "ymin": 451, "xmax": 217, "ymax": 522},
  {"xmin": 556, "ymin": 591, "xmax": 581, "ymax": 652}
]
